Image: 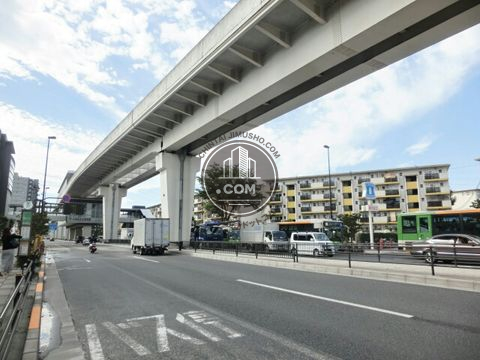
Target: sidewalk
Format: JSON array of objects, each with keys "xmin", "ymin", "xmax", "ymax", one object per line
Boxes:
[{"xmin": 186, "ymin": 249, "xmax": 480, "ymax": 292}]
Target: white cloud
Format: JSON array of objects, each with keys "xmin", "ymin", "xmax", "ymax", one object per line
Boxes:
[
  {"xmin": 0, "ymin": 102, "xmax": 104, "ymax": 199},
  {"xmin": 256, "ymin": 24, "xmax": 480, "ymax": 178},
  {"xmin": 0, "ymin": 0, "xmax": 227, "ymax": 117},
  {"xmin": 406, "ymin": 137, "xmax": 434, "ymax": 156}
]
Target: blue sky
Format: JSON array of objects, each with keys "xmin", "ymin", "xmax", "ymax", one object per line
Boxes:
[{"xmin": 0, "ymin": 0, "xmax": 479, "ymax": 208}]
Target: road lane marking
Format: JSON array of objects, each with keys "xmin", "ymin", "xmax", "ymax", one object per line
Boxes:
[
  {"xmin": 176, "ymin": 313, "xmax": 222, "ymax": 342},
  {"xmin": 166, "ymin": 328, "xmax": 205, "ymax": 345},
  {"xmin": 133, "ymin": 256, "xmax": 159, "ymax": 263},
  {"xmin": 84, "ymin": 258, "xmax": 91, "ymax": 263},
  {"xmin": 28, "ymin": 305, "xmax": 41, "ymax": 330},
  {"xmin": 237, "ymin": 279, "xmax": 414, "ymax": 319},
  {"xmin": 86, "ymin": 324, "xmax": 105, "ymax": 360},
  {"xmin": 103, "ymin": 321, "xmax": 151, "ymax": 356},
  {"xmin": 184, "ymin": 311, "xmax": 243, "ymax": 339},
  {"xmin": 127, "ymin": 315, "xmax": 170, "ymax": 352},
  {"xmin": 57, "ymin": 267, "xmax": 94, "ymax": 271},
  {"xmin": 106, "ymin": 261, "xmax": 337, "ymax": 359}
]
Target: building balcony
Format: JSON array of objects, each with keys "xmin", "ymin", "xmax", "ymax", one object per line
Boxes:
[
  {"xmin": 425, "ymin": 187, "xmax": 449, "ymax": 195},
  {"xmin": 357, "ymin": 177, "xmax": 371, "ymax": 184},
  {"xmin": 384, "ymin": 176, "xmax": 399, "ymax": 183},
  {"xmin": 424, "ymin": 173, "xmax": 440, "ymax": 180},
  {"xmin": 300, "ymin": 194, "xmax": 311, "ymax": 200},
  {"xmin": 386, "ymin": 202, "xmax": 400, "ymax": 209},
  {"xmin": 287, "ymin": 201, "xmax": 296, "ymax": 208},
  {"xmin": 270, "ymin": 195, "xmax": 282, "ymax": 203},
  {"xmin": 270, "ymin": 207, "xmax": 282, "ymax": 213},
  {"xmin": 301, "ymin": 207, "xmax": 312, "ymax": 212},
  {"xmin": 298, "ymin": 182, "xmax": 334, "ymax": 191},
  {"xmin": 424, "ymin": 173, "xmax": 448, "ymax": 182},
  {"xmin": 373, "ymin": 216, "xmax": 389, "ymax": 224},
  {"xmin": 427, "ymin": 200, "xmax": 451, "ymax": 210}
]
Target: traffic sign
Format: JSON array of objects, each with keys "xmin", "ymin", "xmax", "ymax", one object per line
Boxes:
[
  {"xmin": 362, "ymin": 182, "xmax": 376, "ymax": 200},
  {"xmin": 23, "ymin": 201, "xmax": 34, "ymax": 210}
]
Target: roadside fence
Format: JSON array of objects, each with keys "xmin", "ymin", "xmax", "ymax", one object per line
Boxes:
[
  {"xmin": 0, "ymin": 261, "xmax": 35, "ymax": 359},
  {"xmin": 190, "ymin": 241, "xmax": 480, "ymax": 275}
]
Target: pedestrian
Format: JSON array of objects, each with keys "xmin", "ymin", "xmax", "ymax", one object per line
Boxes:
[{"xmin": 1, "ymin": 224, "xmax": 20, "ymax": 275}]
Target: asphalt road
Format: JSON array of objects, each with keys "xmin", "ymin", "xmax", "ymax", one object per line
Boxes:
[{"xmin": 45, "ymin": 241, "xmax": 480, "ymax": 360}]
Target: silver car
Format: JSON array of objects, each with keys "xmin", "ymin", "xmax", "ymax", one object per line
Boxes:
[{"xmin": 410, "ymin": 234, "xmax": 480, "ymax": 263}]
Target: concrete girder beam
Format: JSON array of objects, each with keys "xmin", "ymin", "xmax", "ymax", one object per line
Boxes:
[
  {"xmin": 289, "ymin": 0, "xmax": 327, "ymax": 24},
  {"xmin": 255, "ymin": 21, "xmax": 291, "ymax": 48}
]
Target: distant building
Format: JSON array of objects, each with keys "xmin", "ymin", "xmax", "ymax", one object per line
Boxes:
[
  {"xmin": 146, "ymin": 203, "xmax": 162, "ymax": 218},
  {"xmin": 452, "ymin": 189, "xmax": 480, "ymax": 210},
  {"xmin": 8, "ymin": 173, "xmax": 39, "ymax": 216},
  {"xmin": 269, "ymin": 164, "xmax": 452, "ymax": 231},
  {"xmin": 0, "ymin": 131, "xmax": 15, "ymax": 217}
]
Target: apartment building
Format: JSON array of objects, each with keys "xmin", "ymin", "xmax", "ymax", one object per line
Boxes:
[
  {"xmin": 452, "ymin": 189, "xmax": 480, "ymax": 210},
  {"xmin": 269, "ymin": 164, "xmax": 452, "ymax": 231},
  {"xmin": 0, "ymin": 130, "xmax": 15, "ymax": 217},
  {"xmin": 8, "ymin": 173, "xmax": 39, "ymax": 215}
]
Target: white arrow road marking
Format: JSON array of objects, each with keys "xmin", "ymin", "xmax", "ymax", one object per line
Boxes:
[
  {"xmin": 102, "ymin": 322, "xmax": 151, "ymax": 356},
  {"xmin": 85, "ymin": 324, "xmax": 105, "ymax": 360},
  {"xmin": 176, "ymin": 313, "xmax": 221, "ymax": 342},
  {"xmin": 84, "ymin": 258, "xmax": 91, "ymax": 263},
  {"xmin": 237, "ymin": 279, "xmax": 414, "ymax": 319}
]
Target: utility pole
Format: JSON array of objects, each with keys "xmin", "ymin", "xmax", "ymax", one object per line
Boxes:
[{"xmin": 41, "ymin": 136, "xmax": 56, "ymax": 213}]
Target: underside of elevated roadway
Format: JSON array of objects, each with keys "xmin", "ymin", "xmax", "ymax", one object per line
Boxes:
[{"xmin": 60, "ymin": 0, "xmax": 480, "ymax": 199}]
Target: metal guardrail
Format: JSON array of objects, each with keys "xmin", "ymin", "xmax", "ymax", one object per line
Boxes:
[
  {"xmin": 192, "ymin": 241, "xmax": 296, "ymax": 261},
  {"xmin": 191, "ymin": 241, "xmax": 480, "ymax": 275},
  {"xmin": 0, "ymin": 261, "xmax": 34, "ymax": 359}
]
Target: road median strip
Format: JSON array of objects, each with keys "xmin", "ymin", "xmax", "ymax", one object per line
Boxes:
[{"xmin": 189, "ymin": 251, "xmax": 480, "ymax": 292}]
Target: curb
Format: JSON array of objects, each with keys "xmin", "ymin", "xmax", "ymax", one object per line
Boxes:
[
  {"xmin": 22, "ymin": 258, "xmax": 45, "ymax": 360},
  {"xmin": 189, "ymin": 251, "xmax": 480, "ymax": 293}
]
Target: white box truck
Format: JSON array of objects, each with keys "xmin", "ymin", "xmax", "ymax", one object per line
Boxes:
[
  {"xmin": 131, "ymin": 218, "xmax": 170, "ymax": 255},
  {"xmin": 240, "ymin": 223, "xmax": 289, "ymax": 251}
]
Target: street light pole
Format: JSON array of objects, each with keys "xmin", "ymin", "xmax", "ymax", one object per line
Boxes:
[
  {"xmin": 324, "ymin": 145, "xmax": 333, "ymax": 219},
  {"xmin": 41, "ymin": 136, "xmax": 56, "ymax": 213}
]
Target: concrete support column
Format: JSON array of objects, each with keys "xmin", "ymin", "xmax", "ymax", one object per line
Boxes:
[
  {"xmin": 156, "ymin": 152, "xmax": 200, "ymax": 245},
  {"xmin": 98, "ymin": 184, "xmax": 127, "ymax": 242}
]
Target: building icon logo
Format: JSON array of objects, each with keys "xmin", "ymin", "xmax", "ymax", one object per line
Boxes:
[
  {"xmin": 201, "ymin": 139, "xmax": 278, "ymax": 217},
  {"xmin": 222, "ymin": 146, "xmax": 259, "ymax": 179}
]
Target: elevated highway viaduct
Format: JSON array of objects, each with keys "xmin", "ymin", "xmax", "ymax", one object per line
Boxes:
[{"xmin": 58, "ymin": 0, "xmax": 480, "ymax": 243}]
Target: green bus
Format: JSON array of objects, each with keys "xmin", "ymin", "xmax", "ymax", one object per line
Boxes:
[{"xmin": 397, "ymin": 209, "xmax": 480, "ymax": 244}]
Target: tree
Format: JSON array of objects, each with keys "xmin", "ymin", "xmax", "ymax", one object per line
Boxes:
[
  {"xmin": 338, "ymin": 213, "xmax": 362, "ymax": 242},
  {"xmin": 196, "ymin": 164, "xmax": 266, "ymax": 222},
  {"xmin": 30, "ymin": 212, "xmax": 49, "ymax": 239},
  {"xmin": 450, "ymin": 191, "xmax": 456, "ymax": 206},
  {"xmin": 471, "ymin": 199, "xmax": 480, "ymax": 209}
]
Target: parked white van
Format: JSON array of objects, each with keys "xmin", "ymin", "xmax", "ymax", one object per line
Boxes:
[{"xmin": 290, "ymin": 232, "xmax": 335, "ymax": 257}]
